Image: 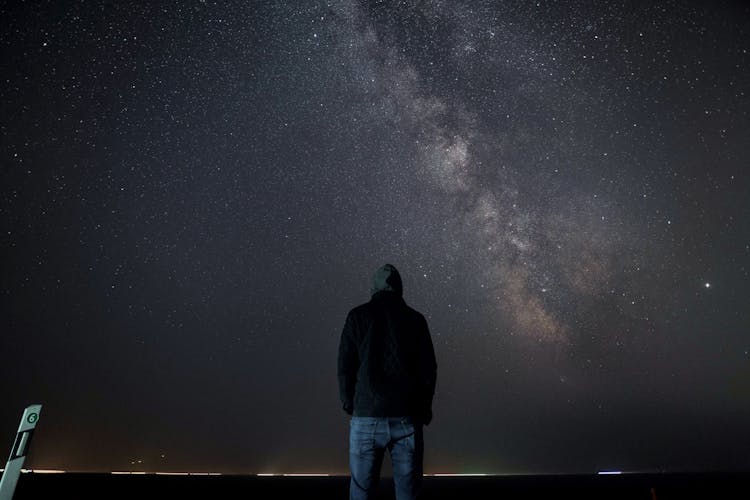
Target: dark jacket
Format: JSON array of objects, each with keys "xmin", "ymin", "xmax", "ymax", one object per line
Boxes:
[{"xmin": 338, "ymin": 264, "xmax": 437, "ymax": 424}]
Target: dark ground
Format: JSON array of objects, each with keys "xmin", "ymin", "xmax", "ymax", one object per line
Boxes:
[{"xmin": 10, "ymin": 471, "xmax": 750, "ymax": 499}]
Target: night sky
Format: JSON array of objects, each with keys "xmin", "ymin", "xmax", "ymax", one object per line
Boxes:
[{"xmin": 2, "ymin": 0, "xmax": 749, "ymax": 475}]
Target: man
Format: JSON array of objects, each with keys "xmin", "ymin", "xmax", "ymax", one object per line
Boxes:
[{"xmin": 338, "ymin": 263, "xmax": 437, "ymax": 500}]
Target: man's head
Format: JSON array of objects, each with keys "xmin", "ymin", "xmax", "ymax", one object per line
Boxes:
[{"xmin": 370, "ymin": 263, "xmax": 403, "ymax": 296}]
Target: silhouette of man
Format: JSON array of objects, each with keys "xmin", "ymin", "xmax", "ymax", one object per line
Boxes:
[{"xmin": 338, "ymin": 263, "xmax": 437, "ymax": 500}]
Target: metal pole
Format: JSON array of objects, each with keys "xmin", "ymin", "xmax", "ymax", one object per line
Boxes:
[{"xmin": 0, "ymin": 405, "xmax": 42, "ymax": 500}]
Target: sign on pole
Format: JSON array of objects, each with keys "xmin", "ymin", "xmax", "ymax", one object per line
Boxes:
[{"xmin": 0, "ymin": 405, "xmax": 42, "ymax": 500}]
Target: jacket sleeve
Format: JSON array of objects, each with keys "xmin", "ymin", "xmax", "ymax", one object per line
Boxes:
[
  {"xmin": 418, "ymin": 314, "xmax": 437, "ymax": 423},
  {"xmin": 337, "ymin": 311, "xmax": 358, "ymax": 415}
]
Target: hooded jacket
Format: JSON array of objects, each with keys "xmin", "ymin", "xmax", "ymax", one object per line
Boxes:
[{"xmin": 338, "ymin": 264, "xmax": 437, "ymax": 424}]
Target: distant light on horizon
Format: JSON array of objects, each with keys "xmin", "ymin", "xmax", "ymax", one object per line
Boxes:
[
  {"xmin": 433, "ymin": 473, "xmax": 490, "ymax": 477},
  {"xmin": 110, "ymin": 471, "xmax": 222, "ymax": 475},
  {"xmin": 598, "ymin": 470, "xmax": 623, "ymax": 475}
]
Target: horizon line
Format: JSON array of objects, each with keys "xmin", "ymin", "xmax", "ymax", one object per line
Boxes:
[{"xmin": 5, "ymin": 469, "xmax": 700, "ymax": 477}]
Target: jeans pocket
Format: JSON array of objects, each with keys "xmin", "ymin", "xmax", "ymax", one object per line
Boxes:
[
  {"xmin": 399, "ymin": 421, "xmax": 416, "ymax": 451},
  {"xmin": 350, "ymin": 418, "xmax": 377, "ymax": 456}
]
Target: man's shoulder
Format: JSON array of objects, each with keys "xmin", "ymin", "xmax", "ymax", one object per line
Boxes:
[
  {"xmin": 350, "ymin": 299, "xmax": 426, "ymax": 321},
  {"xmin": 349, "ymin": 302, "xmax": 370, "ymax": 314},
  {"xmin": 407, "ymin": 306, "xmax": 428, "ymax": 327},
  {"xmin": 347, "ymin": 301, "xmax": 372, "ymax": 318},
  {"xmin": 397, "ymin": 298, "xmax": 426, "ymax": 320}
]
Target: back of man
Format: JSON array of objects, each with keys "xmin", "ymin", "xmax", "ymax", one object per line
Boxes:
[{"xmin": 338, "ymin": 264, "xmax": 437, "ymax": 500}]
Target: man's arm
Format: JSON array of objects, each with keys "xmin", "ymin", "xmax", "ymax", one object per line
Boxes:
[
  {"xmin": 337, "ymin": 311, "xmax": 358, "ymax": 415},
  {"xmin": 418, "ymin": 315, "xmax": 437, "ymax": 425}
]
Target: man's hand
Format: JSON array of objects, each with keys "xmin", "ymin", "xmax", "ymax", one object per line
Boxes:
[
  {"xmin": 421, "ymin": 408, "xmax": 432, "ymax": 426},
  {"xmin": 343, "ymin": 402, "xmax": 353, "ymax": 415}
]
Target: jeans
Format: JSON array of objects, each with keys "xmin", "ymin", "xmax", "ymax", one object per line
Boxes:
[{"xmin": 349, "ymin": 416, "xmax": 424, "ymax": 500}]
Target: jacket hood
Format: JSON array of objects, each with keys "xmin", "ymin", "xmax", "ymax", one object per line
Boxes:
[{"xmin": 370, "ymin": 263, "xmax": 403, "ymax": 296}]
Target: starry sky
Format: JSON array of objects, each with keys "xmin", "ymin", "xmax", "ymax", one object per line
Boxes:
[{"xmin": 1, "ymin": 0, "xmax": 749, "ymax": 475}]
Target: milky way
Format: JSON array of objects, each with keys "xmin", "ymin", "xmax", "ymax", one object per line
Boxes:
[{"xmin": 1, "ymin": 1, "xmax": 748, "ymax": 474}]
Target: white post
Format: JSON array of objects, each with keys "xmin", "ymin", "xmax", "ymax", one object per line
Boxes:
[{"xmin": 0, "ymin": 405, "xmax": 42, "ymax": 500}]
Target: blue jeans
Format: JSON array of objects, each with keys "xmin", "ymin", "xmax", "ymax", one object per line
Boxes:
[{"xmin": 349, "ymin": 416, "xmax": 424, "ymax": 500}]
